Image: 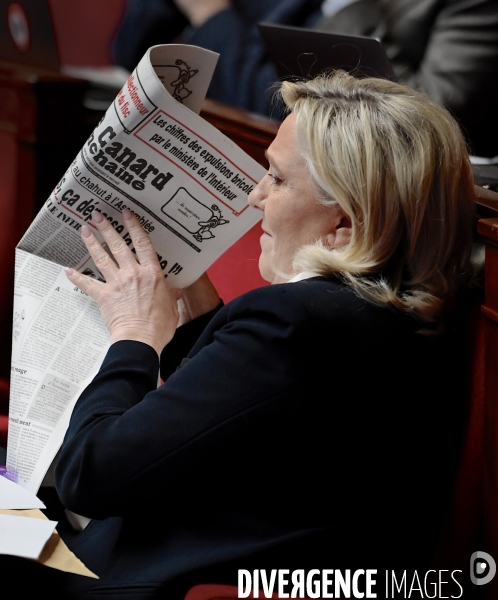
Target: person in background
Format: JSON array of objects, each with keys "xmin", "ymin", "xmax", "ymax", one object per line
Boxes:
[
  {"xmin": 113, "ymin": 0, "xmax": 498, "ymax": 157},
  {"xmin": 50, "ymin": 70, "xmax": 474, "ymax": 598}
]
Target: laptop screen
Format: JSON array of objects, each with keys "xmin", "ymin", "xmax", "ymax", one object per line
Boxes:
[{"xmin": 258, "ymin": 22, "xmax": 395, "ymax": 82}]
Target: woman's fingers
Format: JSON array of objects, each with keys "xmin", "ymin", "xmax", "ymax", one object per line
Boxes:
[
  {"xmin": 80, "ymin": 224, "xmax": 119, "ymax": 280},
  {"xmin": 69, "ymin": 209, "xmax": 182, "ymax": 354},
  {"xmin": 65, "ymin": 268, "xmax": 102, "ymax": 299},
  {"xmin": 90, "ymin": 211, "xmax": 139, "ymax": 270},
  {"xmin": 121, "ymin": 209, "xmax": 162, "ymax": 270},
  {"xmin": 89, "ymin": 209, "xmax": 160, "ymax": 273}
]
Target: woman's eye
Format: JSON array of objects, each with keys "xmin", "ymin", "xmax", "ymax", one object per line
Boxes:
[{"xmin": 267, "ymin": 172, "xmax": 282, "ymax": 185}]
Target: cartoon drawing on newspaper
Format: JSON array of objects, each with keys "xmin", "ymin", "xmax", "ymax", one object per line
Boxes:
[
  {"xmin": 161, "ymin": 188, "xmax": 229, "ymax": 243},
  {"xmin": 155, "ymin": 59, "xmax": 199, "ymax": 104}
]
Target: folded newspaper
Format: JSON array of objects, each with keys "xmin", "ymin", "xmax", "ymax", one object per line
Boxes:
[{"xmin": 7, "ymin": 44, "xmax": 266, "ymax": 494}]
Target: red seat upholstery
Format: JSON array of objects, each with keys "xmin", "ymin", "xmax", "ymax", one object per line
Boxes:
[
  {"xmin": 432, "ymin": 297, "xmax": 485, "ymax": 569},
  {"xmin": 0, "ymin": 415, "xmax": 8, "ymax": 450},
  {"xmin": 207, "ymin": 223, "xmax": 268, "ymax": 302},
  {"xmin": 185, "ymin": 584, "xmax": 323, "ymax": 600},
  {"xmin": 185, "ymin": 584, "xmax": 252, "ymax": 600}
]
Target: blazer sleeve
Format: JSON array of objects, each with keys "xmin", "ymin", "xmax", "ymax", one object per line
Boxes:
[
  {"xmin": 159, "ymin": 300, "xmax": 224, "ymax": 381},
  {"xmin": 54, "ymin": 286, "xmax": 309, "ymax": 519}
]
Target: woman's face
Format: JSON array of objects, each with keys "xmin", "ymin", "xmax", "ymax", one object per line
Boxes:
[{"xmin": 248, "ymin": 113, "xmax": 350, "ymax": 283}]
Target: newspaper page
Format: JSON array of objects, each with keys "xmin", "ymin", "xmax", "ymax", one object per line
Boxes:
[{"xmin": 7, "ymin": 44, "xmax": 266, "ymax": 493}]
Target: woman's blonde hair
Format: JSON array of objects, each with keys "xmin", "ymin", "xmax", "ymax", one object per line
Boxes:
[{"xmin": 280, "ymin": 71, "xmax": 475, "ymax": 329}]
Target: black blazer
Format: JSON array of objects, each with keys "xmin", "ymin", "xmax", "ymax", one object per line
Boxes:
[{"xmin": 55, "ymin": 278, "xmax": 466, "ymax": 599}]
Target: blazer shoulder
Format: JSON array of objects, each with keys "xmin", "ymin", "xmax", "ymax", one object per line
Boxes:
[
  {"xmin": 217, "ymin": 277, "xmax": 372, "ymax": 328},
  {"xmin": 228, "ymin": 277, "xmax": 362, "ymax": 306},
  {"xmin": 220, "ymin": 277, "xmax": 420, "ymax": 340}
]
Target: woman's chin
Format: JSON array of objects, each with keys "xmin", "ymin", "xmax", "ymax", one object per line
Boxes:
[{"xmin": 258, "ymin": 255, "xmax": 273, "ymax": 283}]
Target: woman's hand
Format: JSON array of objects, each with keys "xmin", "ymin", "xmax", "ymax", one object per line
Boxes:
[
  {"xmin": 66, "ymin": 209, "xmax": 181, "ymax": 356},
  {"xmin": 177, "ymin": 272, "xmax": 221, "ymax": 326}
]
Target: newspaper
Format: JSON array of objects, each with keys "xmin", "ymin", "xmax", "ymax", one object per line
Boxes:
[{"xmin": 7, "ymin": 44, "xmax": 265, "ymax": 494}]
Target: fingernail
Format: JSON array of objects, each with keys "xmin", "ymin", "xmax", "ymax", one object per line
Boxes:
[
  {"xmin": 65, "ymin": 268, "xmax": 73, "ymax": 276},
  {"xmin": 82, "ymin": 226, "xmax": 92, "ymax": 238},
  {"xmin": 123, "ymin": 209, "xmax": 132, "ymax": 220},
  {"xmin": 92, "ymin": 211, "xmax": 104, "ymax": 223}
]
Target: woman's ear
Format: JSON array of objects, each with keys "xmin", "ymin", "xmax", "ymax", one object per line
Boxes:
[{"xmin": 326, "ymin": 212, "xmax": 352, "ymax": 249}]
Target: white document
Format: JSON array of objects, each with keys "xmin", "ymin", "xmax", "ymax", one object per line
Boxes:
[
  {"xmin": 8, "ymin": 251, "xmax": 110, "ymax": 493},
  {"xmin": 0, "ymin": 514, "xmax": 57, "ymax": 559},
  {"xmin": 7, "ymin": 43, "xmax": 266, "ymax": 494},
  {"xmin": 0, "ymin": 475, "xmax": 46, "ymax": 510}
]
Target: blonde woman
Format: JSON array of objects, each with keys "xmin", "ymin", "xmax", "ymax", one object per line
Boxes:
[{"xmin": 52, "ymin": 72, "xmax": 474, "ymax": 599}]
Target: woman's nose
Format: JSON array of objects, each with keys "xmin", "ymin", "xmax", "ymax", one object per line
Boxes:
[{"xmin": 248, "ymin": 175, "xmax": 268, "ymax": 211}]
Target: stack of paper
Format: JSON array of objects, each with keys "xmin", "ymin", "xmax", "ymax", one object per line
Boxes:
[{"xmin": 0, "ymin": 475, "xmax": 97, "ymax": 577}]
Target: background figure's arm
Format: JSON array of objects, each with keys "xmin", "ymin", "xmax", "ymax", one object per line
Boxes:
[
  {"xmin": 172, "ymin": 0, "xmax": 231, "ymax": 28},
  {"xmin": 382, "ymin": 0, "xmax": 498, "ymax": 156},
  {"xmin": 183, "ymin": 9, "xmax": 280, "ymax": 115},
  {"xmin": 183, "ymin": 0, "xmax": 324, "ymax": 116},
  {"xmin": 111, "ymin": 0, "xmax": 189, "ymax": 71}
]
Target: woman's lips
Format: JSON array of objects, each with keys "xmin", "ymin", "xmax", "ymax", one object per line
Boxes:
[{"xmin": 260, "ymin": 229, "xmax": 272, "ymax": 247}]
